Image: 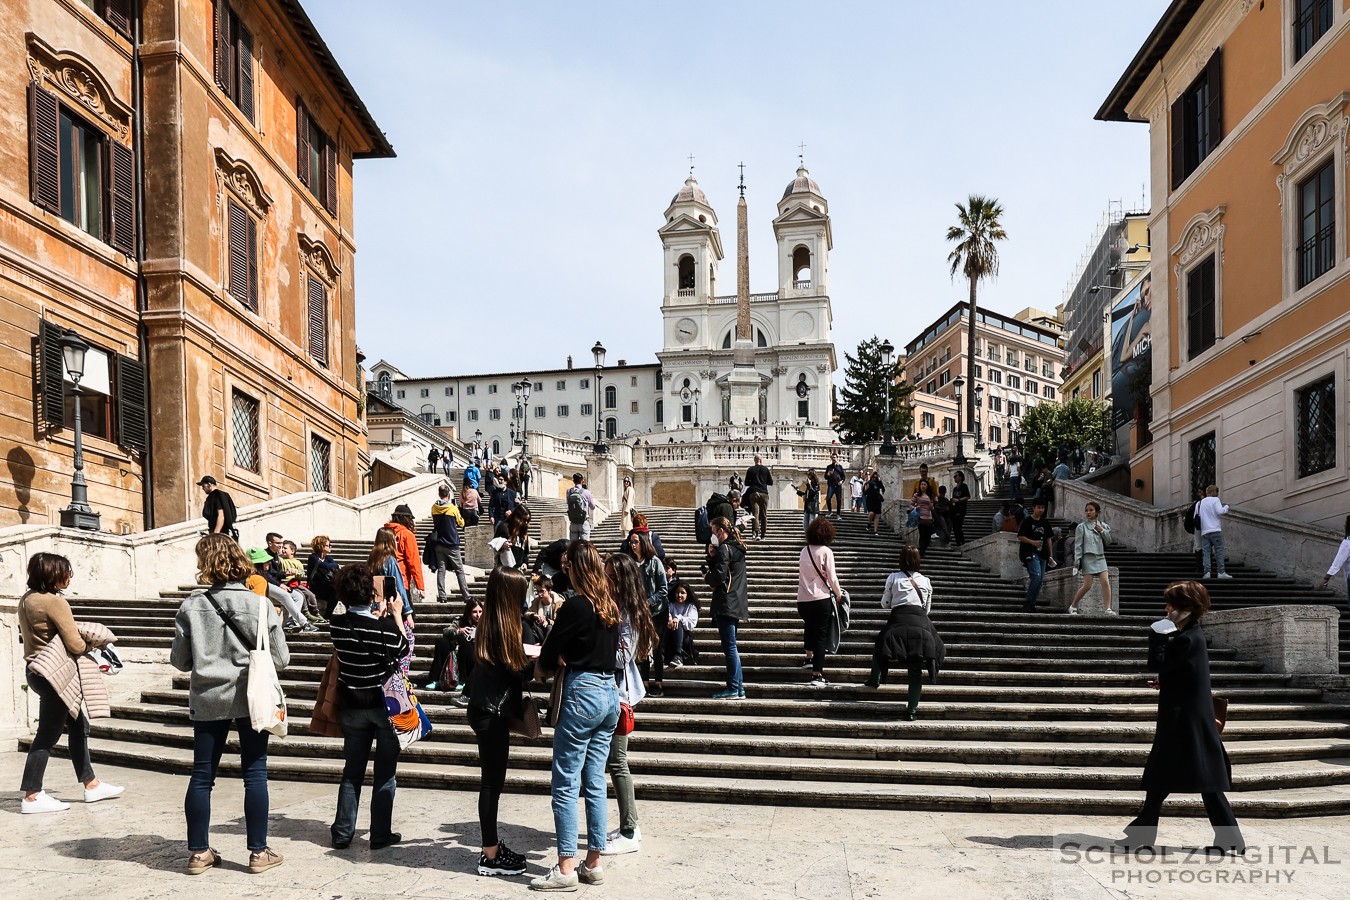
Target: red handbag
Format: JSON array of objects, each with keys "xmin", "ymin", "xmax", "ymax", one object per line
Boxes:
[{"xmin": 615, "ymin": 702, "xmax": 635, "ymax": 736}]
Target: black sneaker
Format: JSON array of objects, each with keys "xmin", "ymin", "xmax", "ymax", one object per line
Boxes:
[{"xmin": 479, "ymin": 843, "xmax": 528, "ymax": 876}]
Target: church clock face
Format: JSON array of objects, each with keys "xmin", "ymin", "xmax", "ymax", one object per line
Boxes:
[
  {"xmin": 674, "ymin": 318, "xmax": 699, "ymax": 344},
  {"xmin": 789, "ymin": 311, "xmax": 814, "ymax": 339}
]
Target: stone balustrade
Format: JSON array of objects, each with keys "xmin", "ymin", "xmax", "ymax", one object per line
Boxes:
[{"xmin": 1204, "ymin": 605, "xmax": 1340, "ymax": 675}]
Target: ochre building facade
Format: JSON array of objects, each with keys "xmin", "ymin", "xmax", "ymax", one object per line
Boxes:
[
  {"xmin": 1100, "ymin": 0, "xmax": 1350, "ymax": 526},
  {"xmin": 0, "ymin": 0, "xmax": 392, "ymax": 532}
]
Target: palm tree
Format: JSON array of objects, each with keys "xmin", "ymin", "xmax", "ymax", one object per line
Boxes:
[{"xmin": 946, "ymin": 194, "xmax": 1008, "ymax": 431}]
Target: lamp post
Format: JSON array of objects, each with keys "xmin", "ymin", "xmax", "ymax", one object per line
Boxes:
[
  {"xmin": 520, "ymin": 378, "xmax": 532, "ymax": 453},
  {"xmin": 693, "ymin": 387, "xmax": 701, "ymax": 429},
  {"xmin": 474, "ymin": 428, "xmax": 482, "ymax": 457},
  {"xmin": 974, "ymin": 384, "xmax": 985, "ymax": 450},
  {"xmin": 1009, "ymin": 415, "xmax": 1021, "ymax": 456},
  {"xmin": 591, "ymin": 341, "xmax": 608, "ymax": 453},
  {"xmin": 58, "ymin": 331, "xmax": 100, "ymax": 530},
  {"xmin": 953, "ymin": 375, "xmax": 968, "ymax": 466},
  {"xmin": 879, "ymin": 339, "xmax": 896, "ymax": 455},
  {"xmin": 907, "ymin": 399, "xmax": 917, "ymax": 439}
]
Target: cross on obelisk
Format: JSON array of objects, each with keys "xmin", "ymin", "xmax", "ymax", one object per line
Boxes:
[
  {"xmin": 798, "ymin": 142, "xmax": 806, "ymax": 164},
  {"xmin": 688, "ymin": 152, "xmax": 695, "ymax": 174}
]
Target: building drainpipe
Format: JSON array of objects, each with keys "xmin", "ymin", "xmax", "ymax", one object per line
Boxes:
[{"xmin": 131, "ymin": 5, "xmax": 153, "ymax": 529}]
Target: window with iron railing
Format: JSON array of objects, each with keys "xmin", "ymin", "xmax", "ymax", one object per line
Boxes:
[{"xmin": 1298, "ymin": 159, "xmax": 1335, "ymax": 289}]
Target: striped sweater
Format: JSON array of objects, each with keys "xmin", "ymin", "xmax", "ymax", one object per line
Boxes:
[{"xmin": 329, "ymin": 611, "xmax": 410, "ymax": 708}]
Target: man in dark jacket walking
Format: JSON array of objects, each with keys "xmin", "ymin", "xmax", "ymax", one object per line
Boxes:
[
  {"xmin": 430, "ymin": 484, "xmax": 470, "ymax": 603},
  {"xmin": 198, "ymin": 476, "xmax": 237, "ymax": 538},
  {"xmin": 823, "ymin": 454, "xmax": 845, "ymax": 518},
  {"xmin": 743, "ymin": 455, "xmax": 773, "ymax": 541}
]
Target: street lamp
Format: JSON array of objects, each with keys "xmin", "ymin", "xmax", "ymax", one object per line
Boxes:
[
  {"xmin": 519, "ymin": 378, "xmax": 532, "ymax": 453},
  {"xmin": 592, "ymin": 340, "xmax": 608, "ymax": 453},
  {"xmin": 879, "ymin": 339, "xmax": 896, "ymax": 456},
  {"xmin": 907, "ymin": 399, "xmax": 917, "ymax": 439},
  {"xmin": 974, "ymin": 384, "xmax": 985, "ymax": 450},
  {"xmin": 693, "ymin": 387, "xmax": 701, "ymax": 428},
  {"xmin": 58, "ymin": 331, "xmax": 100, "ymax": 530},
  {"xmin": 953, "ymin": 375, "xmax": 968, "ymax": 466},
  {"xmin": 474, "ymin": 428, "xmax": 482, "ymax": 456}
]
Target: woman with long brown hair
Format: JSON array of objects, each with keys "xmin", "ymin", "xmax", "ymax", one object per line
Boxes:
[
  {"xmin": 706, "ymin": 516, "xmax": 748, "ymax": 700},
  {"xmin": 368, "ymin": 527, "xmax": 413, "ymax": 673},
  {"xmin": 530, "ymin": 541, "xmax": 620, "ymax": 891},
  {"xmin": 600, "ymin": 554, "xmax": 657, "ymax": 855},
  {"xmin": 628, "ymin": 529, "xmax": 668, "ymax": 696},
  {"xmin": 465, "ymin": 568, "xmax": 531, "ymax": 878}
]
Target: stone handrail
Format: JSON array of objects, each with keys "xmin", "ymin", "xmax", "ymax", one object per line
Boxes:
[
  {"xmin": 1055, "ymin": 478, "xmax": 1346, "ymax": 596},
  {"xmin": 0, "ymin": 474, "xmax": 446, "ymax": 602}
]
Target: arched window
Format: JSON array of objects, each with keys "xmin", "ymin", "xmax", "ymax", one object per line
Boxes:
[
  {"xmin": 491, "ymin": 438, "xmax": 501, "ymax": 455},
  {"xmin": 677, "ymin": 255, "xmax": 695, "ymax": 290},
  {"xmin": 604, "ymin": 385, "xmax": 617, "ymax": 409},
  {"xmin": 605, "ymin": 417, "xmax": 618, "ymax": 439},
  {"xmin": 377, "ymin": 371, "xmax": 392, "ymax": 397},
  {"xmin": 419, "ymin": 403, "xmax": 435, "ymax": 425},
  {"xmin": 792, "ymin": 245, "xmax": 812, "ymax": 284},
  {"xmin": 722, "ymin": 328, "xmax": 770, "ymax": 349}
]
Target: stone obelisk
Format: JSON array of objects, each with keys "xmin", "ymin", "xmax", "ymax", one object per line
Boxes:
[{"xmin": 728, "ymin": 164, "xmax": 761, "ymax": 423}]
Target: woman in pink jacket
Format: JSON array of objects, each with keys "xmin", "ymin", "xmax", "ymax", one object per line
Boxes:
[{"xmin": 797, "ymin": 517, "xmax": 844, "ymax": 687}]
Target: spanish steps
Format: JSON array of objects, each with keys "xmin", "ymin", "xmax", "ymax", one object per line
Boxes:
[{"xmin": 37, "ymin": 484, "xmax": 1350, "ymax": 817}]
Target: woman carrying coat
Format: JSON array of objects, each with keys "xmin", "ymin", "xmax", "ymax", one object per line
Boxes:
[
  {"xmin": 864, "ymin": 545, "xmax": 943, "ymax": 721},
  {"xmin": 1122, "ymin": 580, "xmax": 1245, "ymax": 853},
  {"xmin": 18, "ymin": 552, "xmax": 124, "ymax": 814},
  {"xmin": 171, "ymin": 534, "xmax": 290, "ymax": 874},
  {"xmin": 531, "ymin": 541, "xmax": 621, "ymax": 891},
  {"xmin": 797, "ymin": 517, "xmax": 844, "ymax": 687},
  {"xmin": 706, "ymin": 516, "xmax": 748, "ymax": 700}
]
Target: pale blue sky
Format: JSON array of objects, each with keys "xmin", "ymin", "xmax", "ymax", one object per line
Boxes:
[{"xmin": 305, "ymin": 0, "xmax": 1168, "ymax": 377}]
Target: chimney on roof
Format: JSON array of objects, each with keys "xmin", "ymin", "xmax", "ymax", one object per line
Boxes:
[
  {"xmin": 567, "ymin": 355, "xmax": 573, "ymax": 369},
  {"xmin": 617, "ymin": 359, "xmax": 626, "ymax": 366}
]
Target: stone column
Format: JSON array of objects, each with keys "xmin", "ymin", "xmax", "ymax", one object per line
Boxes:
[{"xmin": 585, "ymin": 452, "xmax": 618, "ymax": 522}]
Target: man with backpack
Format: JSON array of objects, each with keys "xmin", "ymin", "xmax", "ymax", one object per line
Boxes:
[
  {"xmin": 743, "ymin": 454, "xmax": 773, "ymax": 541},
  {"xmin": 429, "ymin": 484, "xmax": 470, "ymax": 603},
  {"xmin": 566, "ymin": 473, "xmax": 595, "ymax": 541},
  {"xmin": 427, "ymin": 446, "xmax": 441, "ymax": 474}
]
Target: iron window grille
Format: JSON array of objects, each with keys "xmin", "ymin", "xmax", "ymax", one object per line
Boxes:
[
  {"xmin": 310, "ymin": 433, "xmax": 332, "ymax": 492},
  {"xmin": 1295, "ymin": 375, "xmax": 1336, "ymax": 478},
  {"xmin": 231, "ymin": 389, "xmax": 260, "ymax": 472},
  {"xmin": 1189, "ymin": 431, "xmax": 1217, "ymax": 498},
  {"xmin": 1298, "ymin": 159, "xmax": 1335, "ymax": 289}
]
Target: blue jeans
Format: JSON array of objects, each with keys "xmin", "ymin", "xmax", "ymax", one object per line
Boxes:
[
  {"xmin": 825, "ymin": 483, "xmax": 842, "ymax": 514},
  {"xmin": 717, "ymin": 615, "xmax": 743, "ymax": 692},
  {"xmin": 1024, "ymin": 556, "xmax": 1046, "ymax": 609},
  {"xmin": 1201, "ymin": 531, "xmax": 1227, "ymax": 575},
  {"xmin": 551, "ymin": 671, "xmax": 619, "ymax": 858},
  {"xmin": 186, "ymin": 717, "xmax": 270, "ymax": 852},
  {"xmin": 332, "ymin": 705, "xmax": 401, "ymax": 845},
  {"xmin": 803, "ymin": 511, "xmax": 818, "ymax": 532}
]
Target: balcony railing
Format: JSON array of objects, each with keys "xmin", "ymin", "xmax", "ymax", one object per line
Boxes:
[
  {"xmin": 1298, "ymin": 224, "xmax": 1335, "ymax": 289},
  {"xmin": 676, "ymin": 288, "xmax": 695, "ymax": 297},
  {"xmin": 793, "ymin": 279, "xmax": 811, "ymax": 290},
  {"xmin": 712, "ymin": 292, "xmax": 780, "ymax": 304}
]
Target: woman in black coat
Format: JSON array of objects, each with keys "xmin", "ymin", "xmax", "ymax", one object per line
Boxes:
[
  {"xmin": 864, "ymin": 545, "xmax": 943, "ymax": 720},
  {"xmin": 1123, "ymin": 580, "xmax": 1245, "ymax": 853},
  {"xmin": 705, "ymin": 516, "xmax": 748, "ymax": 700}
]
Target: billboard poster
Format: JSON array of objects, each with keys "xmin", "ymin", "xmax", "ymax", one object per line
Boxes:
[{"xmin": 1109, "ymin": 272, "xmax": 1152, "ymax": 450}]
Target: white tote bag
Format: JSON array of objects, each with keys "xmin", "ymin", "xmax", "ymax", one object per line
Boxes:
[{"xmin": 246, "ymin": 595, "xmax": 288, "ymax": 737}]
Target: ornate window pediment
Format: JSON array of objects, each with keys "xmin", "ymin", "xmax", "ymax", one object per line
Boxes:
[
  {"xmin": 25, "ymin": 33, "xmax": 131, "ymax": 141},
  {"xmin": 298, "ymin": 233, "xmax": 339, "ymax": 287},
  {"xmin": 1273, "ymin": 93, "xmax": 1349, "ymax": 182},
  {"xmin": 214, "ymin": 149, "xmax": 273, "ymax": 218},
  {"xmin": 1171, "ymin": 205, "xmax": 1226, "ymax": 268}
]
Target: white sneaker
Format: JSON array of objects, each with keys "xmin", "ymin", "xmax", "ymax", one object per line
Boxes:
[
  {"xmin": 1067, "ymin": 607, "xmax": 1079, "ymax": 615},
  {"xmin": 601, "ymin": 826, "xmax": 642, "ymax": 855},
  {"xmin": 84, "ymin": 782, "xmax": 125, "ymax": 803},
  {"xmin": 1105, "ymin": 608, "xmax": 1119, "ymax": 616},
  {"xmin": 1217, "ymin": 572, "xmax": 1233, "ymax": 579},
  {"xmin": 21, "ymin": 791, "xmax": 70, "ymax": 814}
]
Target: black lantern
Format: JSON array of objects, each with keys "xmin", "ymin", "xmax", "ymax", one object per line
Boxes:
[{"xmin": 58, "ymin": 331, "xmax": 100, "ymax": 530}]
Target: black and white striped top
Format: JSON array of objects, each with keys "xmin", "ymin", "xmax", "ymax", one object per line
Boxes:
[{"xmin": 329, "ymin": 611, "xmax": 409, "ymax": 708}]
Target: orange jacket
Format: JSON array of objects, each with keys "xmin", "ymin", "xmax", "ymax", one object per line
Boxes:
[{"xmin": 384, "ymin": 520, "xmax": 425, "ymax": 592}]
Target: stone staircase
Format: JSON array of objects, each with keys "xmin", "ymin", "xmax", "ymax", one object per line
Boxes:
[{"xmin": 39, "ymin": 501, "xmax": 1350, "ymax": 816}]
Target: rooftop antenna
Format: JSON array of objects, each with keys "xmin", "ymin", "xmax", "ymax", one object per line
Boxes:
[{"xmin": 738, "ymin": 161, "xmax": 746, "ymax": 197}]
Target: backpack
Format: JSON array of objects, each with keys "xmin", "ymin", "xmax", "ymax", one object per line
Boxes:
[
  {"xmin": 694, "ymin": 506, "xmax": 712, "ymax": 545},
  {"xmin": 1183, "ymin": 500, "xmax": 1199, "ymax": 534},
  {"xmin": 566, "ymin": 487, "xmax": 588, "ymax": 524}
]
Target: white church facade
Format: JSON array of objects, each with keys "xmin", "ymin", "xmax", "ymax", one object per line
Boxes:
[{"xmin": 369, "ymin": 163, "xmax": 838, "ymax": 453}]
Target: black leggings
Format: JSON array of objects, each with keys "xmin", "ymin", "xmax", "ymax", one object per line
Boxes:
[
  {"xmin": 641, "ymin": 612, "xmax": 668, "ymax": 683},
  {"xmin": 799, "ymin": 598, "xmax": 833, "ymax": 674},
  {"xmin": 1130, "ymin": 790, "xmax": 1242, "ymax": 846},
  {"xmin": 467, "ymin": 709, "xmax": 510, "ymax": 848}
]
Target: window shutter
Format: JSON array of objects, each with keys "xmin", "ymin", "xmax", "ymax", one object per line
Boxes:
[
  {"xmin": 307, "ymin": 277, "xmax": 328, "ymax": 366},
  {"xmin": 213, "ymin": 0, "xmax": 230, "ymax": 92},
  {"xmin": 246, "ymin": 214, "xmax": 259, "ymax": 311},
  {"xmin": 296, "ymin": 101, "xmax": 310, "ymax": 186},
  {"xmin": 29, "ymin": 83, "xmax": 61, "ymax": 215},
  {"xmin": 235, "ymin": 20, "xmax": 254, "ymax": 122},
  {"xmin": 323, "ymin": 140, "xmax": 337, "ymax": 214},
  {"xmin": 115, "ymin": 353, "xmax": 148, "ymax": 453},
  {"xmin": 108, "ymin": 140, "xmax": 136, "ymax": 255},
  {"xmin": 227, "ymin": 199, "xmax": 248, "ymax": 305},
  {"xmin": 38, "ymin": 319, "xmax": 66, "ymax": 428},
  {"xmin": 106, "ymin": 0, "xmax": 132, "ymax": 38},
  {"xmin": 1169, "ymin": 95, "xmax": 1186, "ymax": 190},
  {"xmin": 1204, "ymin": 48, "xmax": 1223, "ymax": 155}
]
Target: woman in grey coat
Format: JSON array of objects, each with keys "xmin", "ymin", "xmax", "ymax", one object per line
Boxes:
[{"xmin": 171, "ymin": 534, "xmax": 290, "ymax": 876}]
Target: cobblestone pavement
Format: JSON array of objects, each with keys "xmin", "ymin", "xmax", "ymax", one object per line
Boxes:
[{"xmin": 3, "ymin": 753, "xmax": 1349, "ymax": 899}]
